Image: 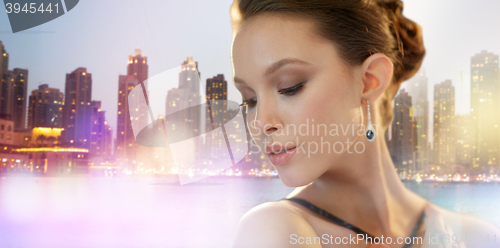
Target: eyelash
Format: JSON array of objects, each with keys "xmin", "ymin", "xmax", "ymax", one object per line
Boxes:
[
  {"xmin": 278, "ymin": 81, "xmax": 305, "ymax": 95},
  {"xmin": 239, "ymin": 82, "xmax": 306, "ymax": 108},
  {"xmin": 239, "ymin": 97, "xmax": 257, "ymax": 108}
]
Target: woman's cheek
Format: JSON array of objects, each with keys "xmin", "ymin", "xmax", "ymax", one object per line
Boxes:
[{"xmin": 296, "ymin": 90, "xmax": 328, "ymax": 120}]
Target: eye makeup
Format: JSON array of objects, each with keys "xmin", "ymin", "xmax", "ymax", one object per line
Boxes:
[{"xmin": 278, "ymin": 81, "xmax": 305, "ymax": 95}]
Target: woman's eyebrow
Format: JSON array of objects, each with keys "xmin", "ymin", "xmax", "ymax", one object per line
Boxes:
[
  {"xmin": 265, "ymin": 58, "xmax": 310, "ymax": 76},
  {"xmin": 233, "ymin": 58, "xmax": 310, "ymax": 85}
]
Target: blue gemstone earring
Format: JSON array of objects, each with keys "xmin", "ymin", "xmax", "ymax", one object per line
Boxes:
[{"xmin": 366, "ymin": 100, "xmax": 376, "ymax": 142}]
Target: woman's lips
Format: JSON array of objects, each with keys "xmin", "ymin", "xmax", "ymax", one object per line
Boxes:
[{"xmin": 268, "ymin": 146, "xmax": 297, "ymax": 166}]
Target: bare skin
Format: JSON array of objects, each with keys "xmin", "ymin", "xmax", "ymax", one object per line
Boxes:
[{"xmin": 231, "ymin": 13, "xmax": 499, "ymax": 248}]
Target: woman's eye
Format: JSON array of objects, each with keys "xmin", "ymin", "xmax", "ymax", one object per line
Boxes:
[
  {"xmin": 239, "ymin": 97, "xmax": 257, "ymax": 108},
  {"xmin": 238, "ymin": 82, "xmax": 305, "ymax": 109},
  {"xmin": 278, "ymin": 82, "xmax": 305, "ymax": 95}
]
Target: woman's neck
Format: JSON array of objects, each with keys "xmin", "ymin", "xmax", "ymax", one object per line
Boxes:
[{"xmin": 287, "ymin": 131, "xmax": 427, "ymax": 238}]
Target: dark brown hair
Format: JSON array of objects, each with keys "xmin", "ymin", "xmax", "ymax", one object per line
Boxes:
[{"xmin": 230, "ymin": 0, "xmax": 425, "ymax": 127}]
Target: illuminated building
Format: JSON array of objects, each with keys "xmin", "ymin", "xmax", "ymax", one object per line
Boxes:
[
  {"xmin": 28, "ymin": 84, "xmax": 63, "ymax": 129},
  {"xmin": 206, "ymin": 74, "xmax": 267, "ymax": 172},
  {"xmin": 1, "ymin": 126, "xmax": 90, "ymax": 175},
  {"xmin": 127, "ymin": 48, "xmax": 148, "ymax": 90},
  {"xmin": 116, "ymin": 49, "xmax": 148, "ymax": 168},
  {"xmin": 0, "ymin": 42, "xmax": 9, "ymax": 113},
  {"xmin": 61, "ymin": 67, "xmax": 92, "ymax": 148},
  {"xmin": 31, "ymin": 127, "xmax": 62, "ymax": 146},
  {"xmin": 14, "ymin": 147, "xmax": 89, "ymax": 174},
  {"xmin": 405, "ymin": 70, "xmax": 430, "ymax": 170},
  {"xmin": 11, "ymin": 68, "xmax": 28, "ymax": 130},
  {"xmin": 0, "ymin": 68, "xmax": 28, "ymax": 130},
  {"xmin": 0, "ymin": 41, "xmax": 8, "ymax": 77},
  {"xmin": 433, "ymin": 80, "xmax": 455, "ymax": 166},
  {"xmin": 0, "ymin": 72, "xmax": 12, "ymax": 119},
  {"xmin": 0, "ymin": 118, "xmax": 14, "ymax": 145},
  {"xmin": 90, "ymin": 101, "xmax": 112, "ymax": 162},
  {"xmin": 116, "ymin": 75, "xmax": 138, "ymax": 163},
  {"xmin": 0, "ymin": 41, "xmax": 9, "ymax": 118},
  {"xmin": 387, "ymin": 89, "xmax": 416, "ymax": 173},
  {"xmin": 204, "ymin": 74, "xmax": 228, "ymax": 161},
  {"xmin": 455, "ymin": 114, "xmax": 471, "ymax": 165},
  {"xmin": 0, "ymin": 145, "xmax": 29, "ymax": 174},
  {"xmin": 470, "ymin": 51, "xmax": 500, "ymax": 172},
  {"xmin": 13, "ymin": 129, "xmax": 31, "ymax": 146},
  {"xmin": 165, "ymin": 56, "xmax": 201, "ymax": 137},
  {"xmin": 164, "ymin": 56, "xmax": 202, "ymax": 159},
  {"xmin": 205, "ymin": 74, "xmax": 227, "ymax": 114}
]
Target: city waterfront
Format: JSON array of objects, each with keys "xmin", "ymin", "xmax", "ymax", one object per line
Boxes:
[
  {"xmin": 1, "ymin": 176, "xmax": 499, "ymax": 248},
  {"xmin": 1, "ymin": 1, "xmax": 500, "ymax": 247}
]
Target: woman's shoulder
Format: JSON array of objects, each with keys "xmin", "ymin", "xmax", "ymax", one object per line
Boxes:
[
  {"xmin": 424, "ymin": 202, "xmax": 500, "ymax": 247},
  {"xmin": 233, "ymin": 200, "xmax": 322, "ymax": 248}
]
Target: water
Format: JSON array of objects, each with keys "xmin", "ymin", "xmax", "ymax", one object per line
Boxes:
[
  {"xmin": 0, "ymin": 177, "xmax": 499, "ymax": 248},
  {"xmin": 404, "ymin": 182, "xmax": 500, "ymax": 228}
]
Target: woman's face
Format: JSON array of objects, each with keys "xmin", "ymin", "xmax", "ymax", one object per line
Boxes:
[{"xmin": 232, "ymin": 14, "xmax": 366, "ymax": 187}]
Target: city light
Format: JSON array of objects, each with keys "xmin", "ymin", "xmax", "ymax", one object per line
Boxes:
[
  {"xmin": 14, "ymin": 148, "xmax": 89, "ymax": 153},
  {"xmin": 0, "ymin": 44, "xmax": 497, "ymax": 182}
]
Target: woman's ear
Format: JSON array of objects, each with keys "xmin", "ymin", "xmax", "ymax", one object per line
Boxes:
[{"xmin": 360, "ymin": 53, "xmax": 394, "ymax": 103}]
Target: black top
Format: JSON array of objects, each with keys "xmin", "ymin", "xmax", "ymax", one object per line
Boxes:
[{"xmin": 281, "ymin": 197, "xmax": 426, "ymax": 247}]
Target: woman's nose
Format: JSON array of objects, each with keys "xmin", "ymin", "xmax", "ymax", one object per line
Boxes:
[{"xmin": 252, "ymin": 100, "xmax": 283, "ymax": 137}]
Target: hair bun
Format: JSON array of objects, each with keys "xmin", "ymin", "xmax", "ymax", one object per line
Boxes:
[{"xmin": 376, "ymin": 0, "xmax": 425, "ymax": 85}]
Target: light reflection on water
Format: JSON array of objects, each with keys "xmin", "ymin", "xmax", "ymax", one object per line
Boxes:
[
  {"xmin": 404, "ymin": 182, "xmax": 500, "ymax": 227},
  {"xmin": 0, "ymin": 177, "xmax": 498, "ymax": 247}
]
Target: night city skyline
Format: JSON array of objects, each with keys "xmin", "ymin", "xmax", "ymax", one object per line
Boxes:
[
  {"xmin": 2, "ymin": 37, "xmax": 500, "ymax": 179},
  {"xmin": 2, "ymin": 0, "xmax": 500, "ymax": 137},
  {"xmin": 2, "ymin": 2, "xmax": 500, "ymax": 248},
  {"xmin": 1, "ymin": 0, "xmax": 500, "ymax": 179}
]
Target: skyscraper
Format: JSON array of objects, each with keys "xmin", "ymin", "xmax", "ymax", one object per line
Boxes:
[
  {"xmin": 90, "ymin": 101, "xmax": 112, "ymax": 161},
  {"xmin": 206, "ymin": 74, "xmax": 227, "ymax": 129},
  {"xmin": 116, "ymin": 75, "xmax": 139, "ymax": 162},
  {"xmin": 205, "ymin": 74, "xmax": 228, "ymax": 161},
  {"xmin": 10, "ymin": 68, "xmax": 28, "ymax": 130},
  {"xmin": 162, "ymin": 56, "xmax": 203, "ymax": 170},
  {"xmin": 433, "ymin": 80, "xmax": 455, "ymax": 166},
  {"xmin": 165, "ymin": 56, "xmax": 202, "ymax": 141},
  {"xmin": 0, "ymin": 72, "xmax": 13, "ymax": 120},
  {"xmin": 0, "ymin": 41, "xmax": 8, "ymax": 79},
  {"xmin": 470, "ymin": 51, "xmax": 500, "ymax": 172},
  {"xmin": 61, "ymin": 67, "xmax": 92, "ymax": 148},
  {"xmin": 405, "ymin": 70, "xmax": 429, "ymax": 170},
  {"xmin": 387, "ymin": 89, "xmax": 416, "ymax": 173},
  {"xmin": 0, "ymin": 41, "xmax": 10, "ymax": 122},
  {"xmin": 206, "ymin": 74, "xmax": 227, "ymax": 101},
  {"xmin": 0, "ymin": 68, "xmax": 30, "ymax": 130},
  {"xmin": 127, "ymin": 48, "xmax": 148, "ymax": 90},
  {"xmin": 116, "ymin": 49, "xmax": 148, "ymax": 165},
  {"xmin": 28, "ymin": 84, "xmax": 63, "ymax": 129},
  {"xmin": 455, "ymin": 114, "xmax": 471, "ymax": 166}
]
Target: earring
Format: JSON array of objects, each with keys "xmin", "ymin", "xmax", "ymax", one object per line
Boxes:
[{"xmin": 366, "ymin": 100, "xmax": 376, "ymax": 142}]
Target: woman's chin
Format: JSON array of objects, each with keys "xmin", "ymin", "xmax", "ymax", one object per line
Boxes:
[{"xmin": 277, "ymin": 171, "xmax": 315, "ymax": 187}]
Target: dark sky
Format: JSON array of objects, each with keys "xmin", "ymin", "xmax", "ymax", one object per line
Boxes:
[{"xmin": 1, "ymin": 0, "xmax": 500, "ymax": 138}]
